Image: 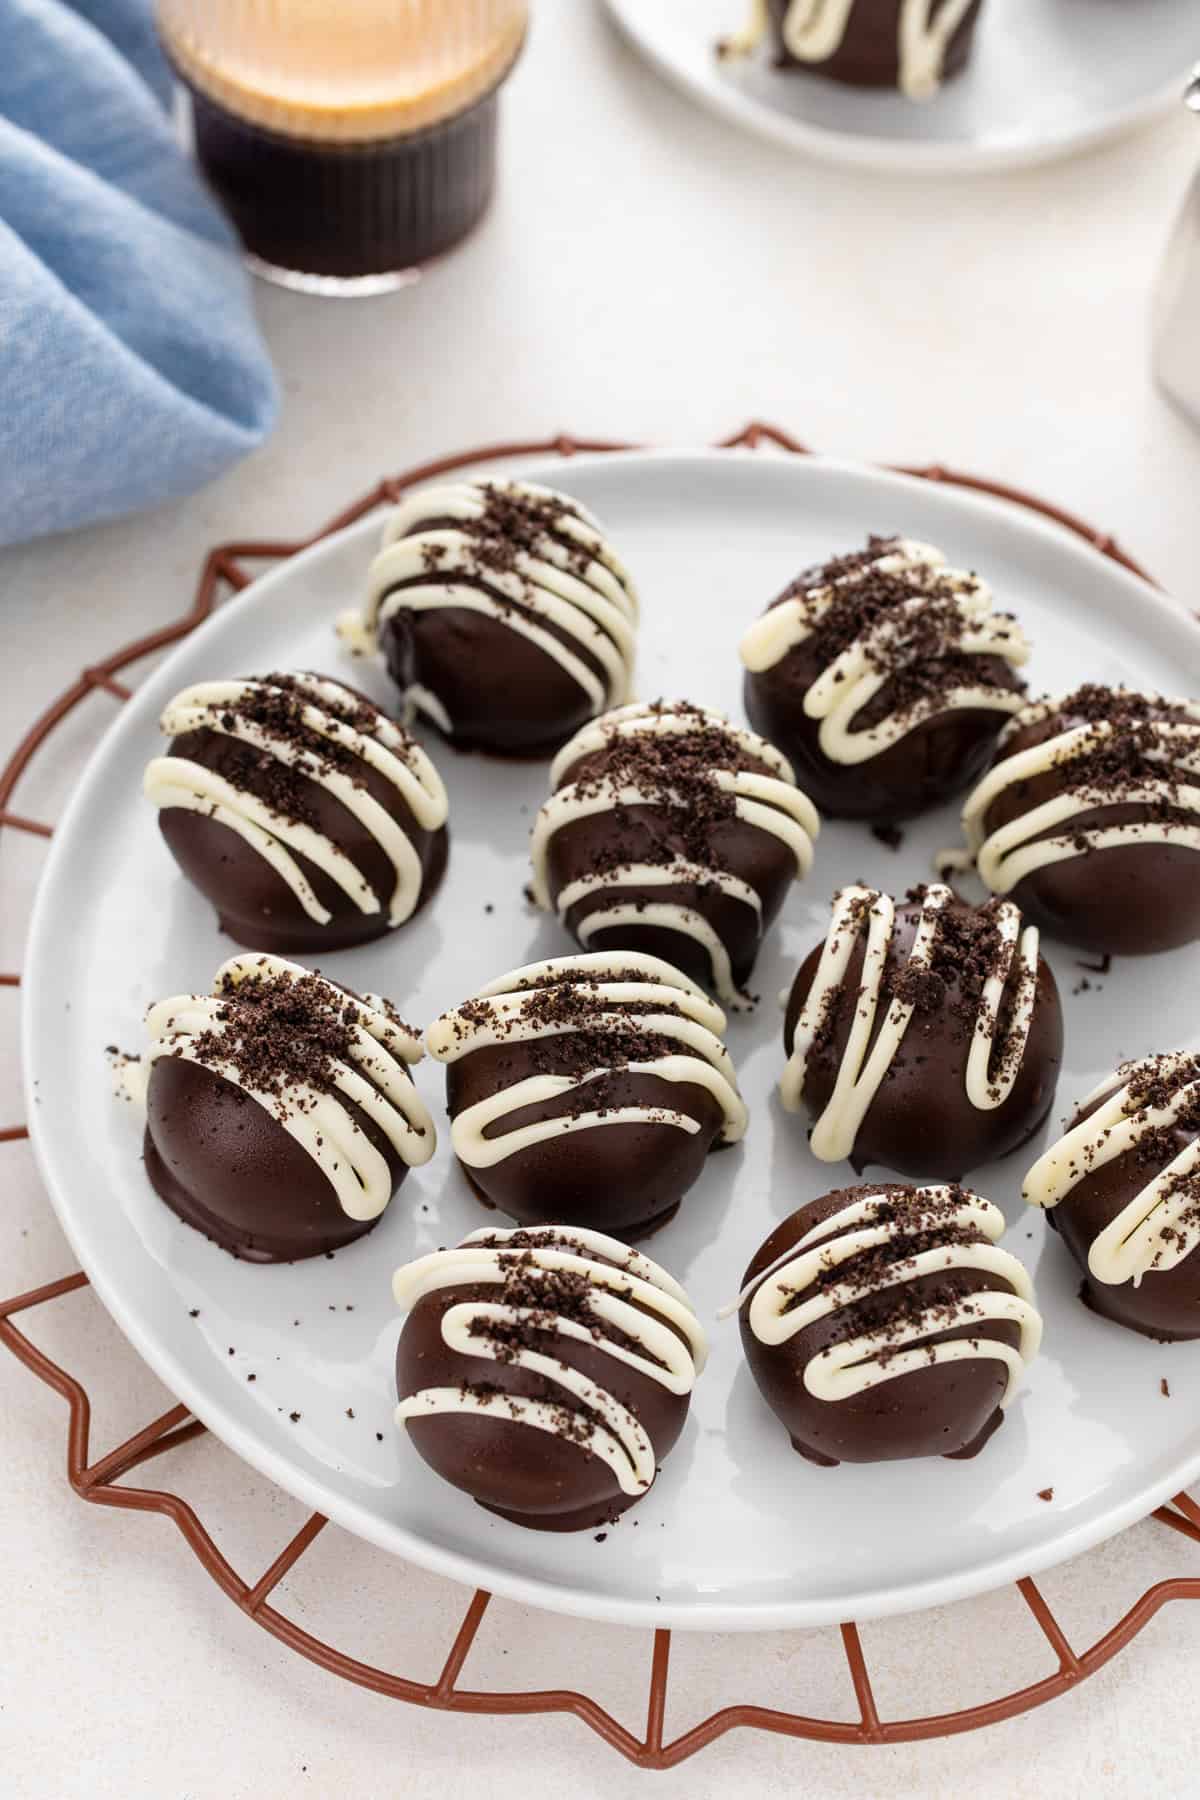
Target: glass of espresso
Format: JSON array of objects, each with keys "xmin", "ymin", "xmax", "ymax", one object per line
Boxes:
[{"xmin": 156, "ymin": 0, "xmax": 529, "ymax": 294}]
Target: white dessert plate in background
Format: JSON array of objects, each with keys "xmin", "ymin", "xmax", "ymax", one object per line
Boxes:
[
  {"xmin": 603, "ymin": 0, "xmax": 1199, "ymax": 173},
  {"xmin": 22, "ymin": 449, "xmax": 1200, "ymax": 1632}
]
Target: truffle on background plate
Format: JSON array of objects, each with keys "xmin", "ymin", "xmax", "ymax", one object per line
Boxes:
[{"xmin": 720, "ymin": 0, "xmax": 985, "ymax": 101}]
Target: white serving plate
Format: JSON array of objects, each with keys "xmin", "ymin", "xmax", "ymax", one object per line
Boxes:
[
  {"xmin": 23, "ymin": 449, "xmax": 1200, "ymax": 1633},
  {"xmin": 603, "ymin": 0, "xmax": 1198, "ymax": 173}
]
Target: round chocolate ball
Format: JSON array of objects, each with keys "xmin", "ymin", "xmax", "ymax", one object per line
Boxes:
[
  {"xmin": 146, "ymin": 671, "xmax": 448, "ymax": 953},
  {"xmin": 762, "ymin": 0, "xmax": 984, "ymax": 96},
  {"xmin": 133, "ymin": 954, "xmax": 434, "ymax": 1261},
  {"xmin": 782, "ymin": 883, "xmax": 1063, "ymax": 1181},
  {"xmin": 393, "ymin": 1225, "xmax": 707, "ymax": 1530},
  {"xmin": 739, "ymin": 535, "xmax": 1029, "ymax": 823},
  {"xmin": 737, "ymin": 1182, "xmax": 1041, "ymax": 1466},
  {"xmin": 425, "ymin": 952, "xmax": 747, "ymax": 1239},
  {"xmin": 1024, "ymin": 1052, "xmax": 1200, "ymax": 1341},
  {"xmin": 958, "ymin": 685, "xmax": 1200, "ymax": 957},
  {"xmin": 350, "ymin": 478, "xmax": 639, "ymax": 755},
  {"xmin": 529, "ymin": 699, "xmax": 820, "ymax": 1008}
]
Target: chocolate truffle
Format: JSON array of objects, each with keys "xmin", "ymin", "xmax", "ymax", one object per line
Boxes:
[
  {"xmin": 122, "ymin": 953, "xmax": 435, "ymax": 1261},
  {"xmin": 734, "ymin": 1182, "xmax": 1041, "ymax": 1466},
  {"xmin": 426, "ymin": 952, "xmax": 747, "ymax": 1239},
  {"xmin": 952, "ymin": 686, "xmax": 1200, "ymax": 957},
  {"xmin": 529, "ymin": 700, "xmax": 820, "ymax": 1007},
  {"xmin": 740, "ymin": 536, "xmax": 1029, "ymax": 822},
  {"xmin": 393, "ymin": 1224, "xmax": 707, "ymax": 1530},
  {"xmin": 145, "ymin": 672, "xmax": 448, "ymax": 953},
  {"xmin": 342, "ymin": 478, "xmax": 639, "ymax": 755},
  {"xmin": 723, "ymin": 0, "xmax": 984, "ymax": 99},
  {"xmin": 782, "ymin": 883, "xmax": 1063, "ymax": 1180},
  {"xmin": 1024, "ymin": 1052, "xmax": 1200, "ymax": 1341}
]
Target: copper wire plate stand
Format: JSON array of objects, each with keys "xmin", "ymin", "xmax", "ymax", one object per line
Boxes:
[{"xmin": 4, "ymin": 422, "xmax": 1200, "ymax": 1768}]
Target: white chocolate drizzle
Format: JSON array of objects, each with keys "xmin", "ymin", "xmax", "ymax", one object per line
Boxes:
[
  {"xmin": 722, "ymin": 0, "xmax": 978, "ymax": 101},
  {"xmin": 341, "ymin": 479, "xmax": 639, "ymax": 730},
  {"xmin": 739, "ymin": 537, "xmax": 1029, "ymax": 767},
  {"xmin": 127, "ymin": 954, "xmax": 435, "ymax": 1220},
  {"xmin": 144, "ymin": 673, "xmax": 448, "ymax": 928},
  {"xmin": 1023, "ymin": 1053, "xmax": 1200, "ymax": 1288},
  {"xmin": 393, "ymin": 1224, "xmax": 707, "ymax": 1494},
  {"xmin": 728, "ymin": 1187, "xmax": 1041, "ymax": 1406},
  {"xmin": 530, "ymin": 702, "xmax": 820, "ymax": 1008},
  {"xmin": 425, "ymin": 951, "xmax": 748, "ymax": 1171},
  {"xmin": 954, "ymin": 694, "xmax": 1200, "ymax": 896},
  {"xmin": 781, "ymin": 884, "xmax": 1041, "ymax": 1163}
]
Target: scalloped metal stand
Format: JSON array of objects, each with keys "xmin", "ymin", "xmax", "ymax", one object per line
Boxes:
[{"xmin": 4, "ymin": 421, "xmax": 1199, "ymax": 1769}]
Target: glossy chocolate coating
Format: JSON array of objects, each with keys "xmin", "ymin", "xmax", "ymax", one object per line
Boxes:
[
  {"xmin": 143, "ymin": 1054, "xmax": 406, "ymax": 1262},
  {"xmin": 373, "ymin": 481, "xmax": 637, "ymax": 758},
  {"xmin": 739, "ymin": 1185, "xmax": 1022, "ymax": 1466},
  {"xmin": 784, "ymin": 891, "xmax": 1063, "ymax": 1180},
  {"xmin": 744, "ymin": 645, "xmax": 1022, "ymax": 823},
  {"xmin": 980, "ymin": 700, "xmax": 1200, "ymax": 957},
  {"xmin": 157, "ymin": 681, "xmax": 447, "ymax": 954},
  {"xmin": 395, "ymin": 1238, "xmax": 692, "ymax": 1530},
  {"xmin": 1047, "ymin": 1083, "xmax": 1200, "ymax": 1342},
  {"xmin": 545, "ymin": 739, "xmax": 797, "ymax": 997},
  {"xmin": 446, "ymin": 1047, "xmax": 727, "ymax": 1239},
  {"xmin": 765, "ymin": 0, "xmax": 983, "ymax": 89},
  {"xmin": 379, "ymin": 605, "xmax": 603, "ymax": 757}
]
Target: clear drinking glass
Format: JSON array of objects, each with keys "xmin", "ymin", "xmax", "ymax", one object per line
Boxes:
[{"xmin": 156, "ymin": 0, "xmax": 529, "ymax": 294}]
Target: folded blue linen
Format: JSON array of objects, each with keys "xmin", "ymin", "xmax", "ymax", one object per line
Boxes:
[{"xmin": 0, "ymin": 0, "xmax": 277, "ymax": 546}]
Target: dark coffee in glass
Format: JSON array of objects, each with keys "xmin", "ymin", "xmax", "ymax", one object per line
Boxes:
[{"xmin": 157, "ymin": 0, "xmax": 527, "ymax": 294}]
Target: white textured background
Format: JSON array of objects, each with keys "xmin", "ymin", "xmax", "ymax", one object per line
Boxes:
[{"xmin": 4, "ymin": 5, "xmax": 1200, "ymax": 1795}]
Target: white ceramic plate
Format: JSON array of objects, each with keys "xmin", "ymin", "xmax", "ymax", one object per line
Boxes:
[
  {"xmin": 603, "ymin": 0, "xmax": 1199, "ymax": 173},
  {"xmin": 23, "ymin": 449, "xmax": 1200, "ymax": 1633}
]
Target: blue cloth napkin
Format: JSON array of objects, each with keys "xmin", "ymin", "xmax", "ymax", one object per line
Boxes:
[{"xmin": 0, "ymin": 0, "xmax": 278, "ymax": 546}]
